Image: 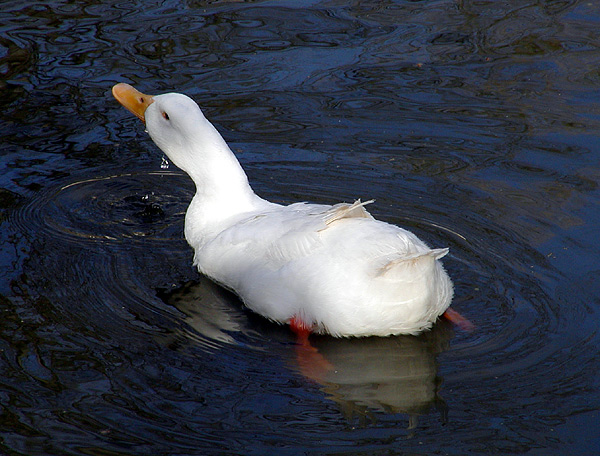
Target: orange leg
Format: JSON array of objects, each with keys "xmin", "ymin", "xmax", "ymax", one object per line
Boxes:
[
  {"xmin": 289, "ymin": 316, "xmax": 333, "ymax": 382},
  {"xmin": 443, "ymin": 308, "xmax": 475, "ymax": 332},
  {"xmin": 290, "ymin": 315, "xmax": 312, "ymax": 344}
]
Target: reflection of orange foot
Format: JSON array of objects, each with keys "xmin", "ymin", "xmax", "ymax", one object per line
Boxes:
[
  {"xmin": 443, "ymin": 308, "xmax": 475, "ymax": 332},
  {"xmin": 290, "ymin": 316, "xmax": 334, "ymax": 382}
]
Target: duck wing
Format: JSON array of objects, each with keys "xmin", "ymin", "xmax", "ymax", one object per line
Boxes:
[{"xmin": 197, "ymin": 200, "xmax": 375, "ymax": 270}]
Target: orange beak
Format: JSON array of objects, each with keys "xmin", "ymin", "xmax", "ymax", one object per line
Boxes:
[{"xmin": 112, "ymin": 83, "xmax": 154, "ymax": 123}]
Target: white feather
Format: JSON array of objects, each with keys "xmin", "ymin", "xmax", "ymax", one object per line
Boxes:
[{"xmin": 128, "ymin": 89, "xmax": 454, "ymax": 337}]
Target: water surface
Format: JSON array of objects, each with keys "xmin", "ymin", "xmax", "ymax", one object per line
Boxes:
[{"xmin": 1, "ymin": 1, "xmax": 600, "ymax": 454}]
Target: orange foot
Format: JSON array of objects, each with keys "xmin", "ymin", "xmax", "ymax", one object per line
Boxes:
[
  {"xmin": 443, "ymin": 308, "xmax": 475, "ymax": 332},
  {"xmin": 289, "ymin": 316, "xmax": 333, "ymax": 382}
]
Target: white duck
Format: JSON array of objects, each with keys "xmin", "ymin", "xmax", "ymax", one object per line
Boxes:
[{"xmin": 112, "ymin": 83, "xmax": 463, "ymax": 338}]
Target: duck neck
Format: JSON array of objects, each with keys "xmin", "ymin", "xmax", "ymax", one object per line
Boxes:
[
  {"xmin": 187, "ymin": 138, "xmax": 255, "ymax": 208},
  {"xmin": 169, "ymin": 124, "xmax": 266, "ymax": 247},
  {"xmin": 158, "ymin": 118, "xmax": 256, "ymax": 207}
]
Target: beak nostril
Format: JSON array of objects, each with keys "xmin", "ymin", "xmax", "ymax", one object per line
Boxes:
[{"xmin": 112, "ymin": 83, "xmax": 154, "ymax": 125}]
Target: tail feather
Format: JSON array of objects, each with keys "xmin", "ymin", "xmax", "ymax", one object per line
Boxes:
[{"xmin": 376, "ymin": 248, "xmax": 449, "ymax": 277}]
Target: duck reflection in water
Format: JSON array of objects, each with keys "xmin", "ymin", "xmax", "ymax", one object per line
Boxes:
[
  {"xmin": 295, "ymin": 327, "xmax": 451, "ymax": 427},
  {"xmin": 157, "ymin": 279, "xmax": 452, "ymax": 428}
]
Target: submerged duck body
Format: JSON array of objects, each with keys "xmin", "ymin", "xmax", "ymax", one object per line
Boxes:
[{"xmin": 112, "ymin": 83, "xmax": 454, "ymax": 337}]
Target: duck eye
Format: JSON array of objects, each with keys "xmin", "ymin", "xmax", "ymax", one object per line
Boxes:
[{"xmin": 162, "ymin": 111, "xmax": 170, "ymax": 120}]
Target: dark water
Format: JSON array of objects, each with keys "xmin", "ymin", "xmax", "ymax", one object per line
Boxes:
[{"xmin": 1, "ymin": 0, "xmax": 600, "ymax": 454}]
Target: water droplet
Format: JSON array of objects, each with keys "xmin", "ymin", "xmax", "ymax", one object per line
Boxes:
[{"xmin": 160, "ymin": 156, "xmax": 170, "ymax": 170}]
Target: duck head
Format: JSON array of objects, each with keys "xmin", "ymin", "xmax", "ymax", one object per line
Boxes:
[{"xmin": 112, "ymin": 83, "xmax": 251, "ymax": 200}]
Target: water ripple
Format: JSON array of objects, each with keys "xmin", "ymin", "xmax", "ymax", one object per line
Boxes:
[{"xmin": 13, "ymin": 170, "xmax": 192, "ymax": 245}]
